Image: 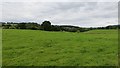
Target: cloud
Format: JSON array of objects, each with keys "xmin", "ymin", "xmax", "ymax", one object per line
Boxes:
[
  {"xmin": 2, "ymin": 2, "xmax": 118, "ymax": 27},
  {"xmin": 3, "ymin": 0, "xmax": 119, "ymax": 2}
]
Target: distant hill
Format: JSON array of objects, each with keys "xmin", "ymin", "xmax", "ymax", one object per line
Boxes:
[{"xmin": 105, "ymin": 25, "xmax": 120, "ymax": 29}]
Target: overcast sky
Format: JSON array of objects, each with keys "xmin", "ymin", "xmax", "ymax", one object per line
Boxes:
[
  {"xmin": 2, "ymin": 0, "xmax": 119, "ymax": 2},
  {"xmin": 2, "ymin": 2, "xmax": 118, "ymax": 27}
]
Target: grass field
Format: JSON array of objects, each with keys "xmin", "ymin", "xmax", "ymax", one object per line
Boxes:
[
  {"xmin": 0, "ymin": 29, "xmax": 2, "ymax": 67},
  {"xmin": 2, "ymin": 29, "xmax": 118, "ymax": 66}
]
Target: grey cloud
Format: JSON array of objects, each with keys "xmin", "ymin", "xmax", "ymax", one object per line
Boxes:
[
  {"xmin": 3, "ymin": 0, "xmax": 119, "ymax": 2},
  {"xmin": 2, "ymin": 2, "xmax": 118, "ymax": 27}
]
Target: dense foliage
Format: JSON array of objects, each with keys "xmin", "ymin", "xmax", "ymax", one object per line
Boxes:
[{"xmin": 1, "ymin": 21, "xmax": 120, "ymax": 32}]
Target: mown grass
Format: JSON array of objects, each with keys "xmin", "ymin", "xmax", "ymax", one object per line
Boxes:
[{"xmin": 2, "ymin": 29, "xmax": 118, "ymax": 66}]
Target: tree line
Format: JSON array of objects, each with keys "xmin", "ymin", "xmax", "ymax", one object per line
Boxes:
[{"xmin": 1, "ymin": 21, "xmax": 120, "ymax": 32}]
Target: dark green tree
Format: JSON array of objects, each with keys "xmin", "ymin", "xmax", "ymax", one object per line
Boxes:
[
  {"xmin": 17, "ymin": 23, "xmax": 26, "ymax": 29},
  {"xmin": 25, "ymin": 23, "xmax": 40, "ymax": 30},
  {"xmin": 51, "ymin": 25, "xmax": 61, "ymax": 31},
  {"xmin": 41, "ymin": 21, "xmax": 52, "ymax": 31}
]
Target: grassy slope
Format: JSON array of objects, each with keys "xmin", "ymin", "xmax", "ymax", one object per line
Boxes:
[
  {"xmin": 0, "ymin": 28, "xmax": 2, "ymax": 67},
  {"xmin": 2, "ymin": 29, "xmax": 118, "ymax": 66}
]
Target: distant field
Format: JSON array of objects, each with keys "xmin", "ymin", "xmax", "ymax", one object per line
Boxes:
[{"xmin": 2, "ymin": 29, "xmax": 118, "ymax": 66}]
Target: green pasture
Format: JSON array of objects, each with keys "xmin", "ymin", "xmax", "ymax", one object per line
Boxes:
[{"xmin": 2, "ymin": 29, "xmax": 118, "ymax": 66}]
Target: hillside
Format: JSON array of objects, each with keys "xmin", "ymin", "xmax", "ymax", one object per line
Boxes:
[{"xmin": 2, "ymin": 29, "xmax": 118, "ymax": 66}]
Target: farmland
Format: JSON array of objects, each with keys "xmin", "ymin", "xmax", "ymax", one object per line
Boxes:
[{"xmin": 2, "ymin": 29, "xmax": 118, "ymax": 66}]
